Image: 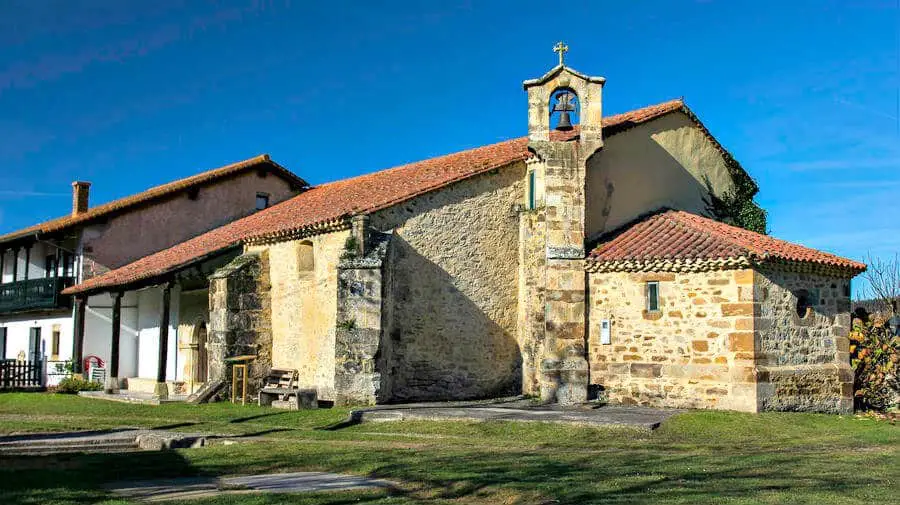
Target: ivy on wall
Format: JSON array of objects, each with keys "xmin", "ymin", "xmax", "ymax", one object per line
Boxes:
[{"xmin": 703, "ymin": 176, "xmax": 768, "ymax": 235}]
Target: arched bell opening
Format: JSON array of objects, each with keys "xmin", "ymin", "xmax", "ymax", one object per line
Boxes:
[{"xmin": 549, "ymin": 87, "xmax": 579, "ymax": 131}]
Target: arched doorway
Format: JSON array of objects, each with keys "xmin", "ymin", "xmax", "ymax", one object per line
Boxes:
[{"xmin": 192, "ymin": 321, "xmax": 208, "ymax": 383}]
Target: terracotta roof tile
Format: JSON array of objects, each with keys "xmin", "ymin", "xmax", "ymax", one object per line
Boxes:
[
  {"xmin": 589, "ymin": 209, "xmax": 866, "ymax": 274},
  {"xmin": 62, "ymin": 99, "xmax": 710, "ymax": 295},
  {"xmin": 0, "ymin": 155, "xmax": 307, "ymax": 244}
]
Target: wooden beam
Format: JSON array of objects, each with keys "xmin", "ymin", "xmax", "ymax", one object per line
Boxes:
[
  {"xmin": 23, "ymin": 245, "xmax": 30, "ymax": 282},
  {"xmin": 156, "ymin": 283, "xmax": 173, "ymax": 384},
  {"xmin": 105, "ymin": 292, "xmax": 123, "ymax": 394},
  {"xmin": 10, "ymin": 248, "xmax": 18, "ymax": 282},
  {"xmin": 72, "ymin": 297, "xmax": 86, "ymax": 375}
]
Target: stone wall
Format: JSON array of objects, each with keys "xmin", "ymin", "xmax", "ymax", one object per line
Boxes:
[
  {"xmin": 333, "ymin": 234, "xmax": 390, "ymax": 406},
  {"xmin": 247, "ymin": 231, "xmax": 348, "ymax": 401},
  {"xmin": 754, "ymin": 268, "xmax": 853, "ymax": 413},
  {"xmin": 208, "ymin": 251, "xmax": 272, "ymax": 400},
  {"xmin": 368, "ymin": 163, "xmax": 525, "ymax": 402},
  {"xmin": 588, "ymin": 269, "xmax": 758, "ymax": 411}
]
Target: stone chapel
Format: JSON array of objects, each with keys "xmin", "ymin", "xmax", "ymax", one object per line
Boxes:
[{"xmin": 62, "ymin": 47, "xmax": 865, "ymax": 413}]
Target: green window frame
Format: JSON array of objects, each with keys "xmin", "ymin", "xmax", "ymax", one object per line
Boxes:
[
  {"xmin": 527, "ymin": 171, "xmax": 536, "ymax": 209},
  {"xmin": 647, "ymin": 281, "xmax": 660, "ymax": 312}
]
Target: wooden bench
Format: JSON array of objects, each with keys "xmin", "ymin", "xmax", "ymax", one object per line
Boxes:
[{"xmin": 257, "ymin": 368, "xmax": 317, "ymax": 410}]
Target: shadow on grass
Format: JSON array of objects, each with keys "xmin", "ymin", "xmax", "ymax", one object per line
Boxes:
[
  {"xmin": 316, "ymin": 411, "xmax": 362, "ymax": 431},
  {"xmin": 230, "ymin": 412, "xmax": 287, "ymax": 424},
  {"xmin": 1, "ymin": 426, "xmax": 895, "ymax": 505},
  {"xmin": 151, "ymin": 421, "xmax": 200, "ymax": 431}
]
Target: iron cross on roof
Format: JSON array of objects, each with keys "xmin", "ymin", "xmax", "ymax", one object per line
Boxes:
[{"xmin": 553, "ymin": 41, "xmax": 569, "ymax": 66}]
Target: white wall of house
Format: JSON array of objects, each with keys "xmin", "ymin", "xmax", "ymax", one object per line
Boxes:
[
  {"xmin": 78, "ymin": 285, "xmax": 183, "ymax": 384},
  {"xmin": 135, "ymin": 286, "xmax": 180, "ymax": 381},
  {"xmin": 1, "ymin": 242, "xmax": 72, "ymax": 283},
  {"xmin": 83, "ymin": 292, "xmax": 139, "ymax": 378},
  {"xmin": 0, "ymin": 314, "xmax": 72, "ymax": 361}
]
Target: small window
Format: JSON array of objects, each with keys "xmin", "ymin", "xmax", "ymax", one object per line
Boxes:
[
  {"xmin": 647, "ymin": 281, "xmax": 660, "ymax": 312},
  {"xmin": 51, "ymin": 325, "xmax": 60, "ymax": 360},
  {"xmin": 256, "ymin": 192, "xmax": 270, "ymax": 210},
  {"xmin": 298, "ymin": 241, "xmax": 314, "ymax": 273},
  {"xmin": 527, "ymin": 171, "xmax": 536, "ymax": 210},
  {"xmin": 795, "ymin": 289, "xmax": 813, "ymax": 318},
  {"xmin": 0, "ymin": 328, "xmax": 7, "ymax": 359}
]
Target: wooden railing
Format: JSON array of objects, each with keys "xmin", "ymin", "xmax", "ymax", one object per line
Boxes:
[
  {"xmin": 0, "ymin": 359, "xmax": 45, "ymax": 389},
  {"xmin": 0, "ymin": 277, "xmax": 75, "ymax": 313}
]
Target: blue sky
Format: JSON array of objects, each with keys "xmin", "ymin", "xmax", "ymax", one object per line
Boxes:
[{"xmin": 0, "ymin": 1, "xmax": 897, "ymax": 295}]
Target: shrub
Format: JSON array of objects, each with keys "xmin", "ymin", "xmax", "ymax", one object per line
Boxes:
[
  {"xmin": 849, "ymin": 318, "xmax": 900, "ymax": 411},
  {"xmin": 55, "ymin": 376, "xmax": 104, "ymax": 394}
]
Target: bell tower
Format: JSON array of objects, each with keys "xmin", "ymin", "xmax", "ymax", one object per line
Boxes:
[{"xmin": 518, "ymin": 43, "xmax": 605, "ymax": 404}]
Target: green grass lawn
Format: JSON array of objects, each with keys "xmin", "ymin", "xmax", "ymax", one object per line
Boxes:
[{"xmin": 0, "ymin": 393, "xmax": 897, "ymax": 505}]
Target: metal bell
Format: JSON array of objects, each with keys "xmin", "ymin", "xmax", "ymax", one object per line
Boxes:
[{"xmin": 556, "ymin": 110, "xmax": 573, "ymax": 131}]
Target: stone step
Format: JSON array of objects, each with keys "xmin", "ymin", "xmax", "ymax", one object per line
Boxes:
[
  {"xmin": 0, "ymin": 433, "xmax": 138, "ymax": 448},
  {"xmin": 0, "ymin": 440, "xmax": 140, "ymax": 456}
]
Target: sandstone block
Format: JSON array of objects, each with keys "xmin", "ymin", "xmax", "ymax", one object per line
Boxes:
[
  {"xmin": 721, "ymin": 303, "xmax": 758, "ymax": 317},
  {"xmin": 630, "ymin": 363, "xmax": 662, "ymax": 378},
  {"xmin": 728, "ymin": 332, "xmax": 755, "ymax": 352}
]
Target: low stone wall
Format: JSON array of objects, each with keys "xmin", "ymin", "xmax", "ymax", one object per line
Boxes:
[
  {"xmin": 207, "ymin": 251, "xmax": 273, "ymax": 400},
  {"xmin": 588, "ymin": 269, "xmax": 757, "ymax": 411}
]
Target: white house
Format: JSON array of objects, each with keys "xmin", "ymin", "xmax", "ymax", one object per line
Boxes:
[{"xmin": 0, "ymin": 155, "xmax": 305, "ymax": 392}]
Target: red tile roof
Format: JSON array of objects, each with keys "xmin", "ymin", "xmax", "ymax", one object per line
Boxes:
[
  {"xmin": 588, "ymin": 209, "xmax": 866, "ymax": 274},
  {"xmin": 0, "ymin": 155, "xmax": 307, "ymax": 244},
  {"xmin": 63, "ymin": 99, "xmax": 734, "ymax": 295}
]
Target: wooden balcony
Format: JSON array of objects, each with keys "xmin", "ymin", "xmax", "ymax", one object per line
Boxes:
[{"xmin": 0, "ymin": 277, "xmax": 76, "ymax": 314}]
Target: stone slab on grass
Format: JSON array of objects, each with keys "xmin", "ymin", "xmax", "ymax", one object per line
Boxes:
[
  {"xmin": 108, "ymin": 472, "xmax": 393, "ymax": 502},
  {"xmin": 353, "ymin": 400, "xmax": 680, "ymax": 430}
]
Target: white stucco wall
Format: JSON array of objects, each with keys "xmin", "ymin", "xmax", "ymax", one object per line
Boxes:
[
  {"xmin": 78, "ymin": 286, "xmax": 182, "ymax": 383},
  {"xmin": 0, "ymin": 242, "xmax": 69, "ymax": 283},
  {"xmin": 585, "ymin": 111, "xmax": 737, "ymax": 238},
  {"xmin": 82, "ymin": 291, "xmax": 139, "ymax": 378},
  {"xmin": 0, "ymin": 314, "xmax": 73, "ymax": 361},
  {"xmin": 135, "ymin": 286, "xmax": 180, "ymax": 381}
]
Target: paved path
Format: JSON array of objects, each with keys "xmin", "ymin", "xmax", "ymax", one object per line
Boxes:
[
  {"xmin": 108, "ymin": 472, "xmax": 393, "ymax": 502},
  {"xmin": 353, "ymin": 398, "xmax": 680, "ymax": 430}
]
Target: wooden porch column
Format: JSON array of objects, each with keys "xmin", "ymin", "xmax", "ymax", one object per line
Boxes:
[
  {"xmin": 23, "ymin": 245, "xmax": 30, "ymax": 282},
  {"xmin": 10, "ymin": 248, "xmax": 18, "ymax": 282},
  {"xmin": 54, "ymin": 246, "xmax": 61, "ymax": 278},
  {"xmin": 104, "ymin": 292, "xmax": 122, "ymax": 394},
  {"xmin": 72, "ymin": 296, "xmax": 87, "ymax": 376},
  {"xmin": 154, "ymin": 283, "xmax": 173, "ymax": 399}
]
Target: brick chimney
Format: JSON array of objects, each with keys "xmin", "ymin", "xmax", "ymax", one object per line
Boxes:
[{"xmin": 71, "ymin": 181, "xmax": 91, "ymax": 216}]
